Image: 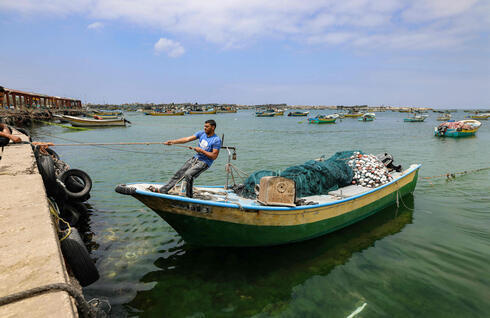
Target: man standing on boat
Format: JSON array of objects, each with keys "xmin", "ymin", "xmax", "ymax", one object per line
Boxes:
[{"xmin": 149, "ymin": 119, "xmax": 221, "ymax": 197}]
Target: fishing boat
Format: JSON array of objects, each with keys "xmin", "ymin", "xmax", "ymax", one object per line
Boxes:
[
  {"xmin": 288, "ymin": 111, "xmax": 309, "ymax": 117},
  {"xmin": 216, "ymin": 107, "xmax": 237, "ymax": 113},
  {"xmin": 467, "ymin": 113, "xmax": 490, "ymax": 120},
  {"xmin": 145, "ymin": 111, "xmax": 185, "ymax": 116},
  {"xmin": 256, "ymin": 112, "xmax": 275, "ymax": 117},
  {"xmin": 358, "ymin": 113, "xmax": 376, "ymax": 122},
  {"xmin": 189, "ymin": 109, "xmax": 217, "ymax": 115},
  {"xmin": 115, "ymin": 158, "xmax": 421, "ymax": 247},
  {"xmin": 93, "ymin": 114, "xmax": 120, "ymax": 119},
  {"xmin": 434, "ymin": 120, "xmax": 481, "ymax": 137},
  {"xmin": 344, "ymin": 111, "xmax": 363, "ymax": 118},
  {"xmin": 308, "ymin": 115, "xmax": 336, "ymax": 124},
  {"xmin": 404, "ymin": 113, "xmax": 428, "ymax": 122},
  {"xmin": 62, "ymin": 115, "xmax": 127, "ymax": 127},
  {"xmin": 92, "ymin": 110, "xmax": 123, "ymax": 116},
  {"xmin": 436, "ymin": 113, "xmax": 452, "ymax": 121},
  {"xmin": 273, "ymin": 110, "xmax": 285, "ymax": 116}
]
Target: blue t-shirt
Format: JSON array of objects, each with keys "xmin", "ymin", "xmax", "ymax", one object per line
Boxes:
[{"xmin": 194, "ymin": 131, "xmax": 222, "ymax": 167}]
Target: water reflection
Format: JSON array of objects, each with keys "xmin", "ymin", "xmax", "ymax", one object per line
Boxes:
[{"xmin": 126, "ymin": 196, "xmax": 414, "ymax": 317}]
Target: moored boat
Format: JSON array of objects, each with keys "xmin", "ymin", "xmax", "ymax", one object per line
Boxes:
[
  {"xmin": 273, "ymin": 110, "xmax": 285, "ymax": 116},
  {"xmin": 288, "ymin": 111, "xmax": 309, "ymax": 117},
  {"xmin": 216, "ymin": 107, "xmax": 237, "ymax": 113},
  {"xmin": 344, "ymin": 111, "xmax": 363, "ymax": 118},
  {"xmin": 437, "ymin": 113, "xmax": 452, "ymax": 121},
  {"xmin": 404, "ymin": 114, "xmax": 428, "ymax": 122},
  {"xmin": 62, "ymin": 115, "xmax": 127, "ymax": 127},
  {"xmin": 358, "ymin": 113, "xmax": 376, "ymax": 122},
  {"xmin": 467, "ymin": 113, "xmax": 490, "ymax": 120},
  {"xmin": 434, "ymin": 119, "xmax": 481, "ymax": 137},
  {"xmin": 189, "ymin": 109, "xmax": 217, "ymax": 114},
  {"xmin": 115, "ymin": 156, "xmax": 421, "ymax": 247},
  {"xmin": 308, "ymin": 115, "xmax": 337, "ymax": 124},
  {"xmin": 256, "ymin": 112, "xmax": 275, "ymax": 117},
  {"xmin": 145, "ymin": 111, "xmax": 185, "ymax": 116}
]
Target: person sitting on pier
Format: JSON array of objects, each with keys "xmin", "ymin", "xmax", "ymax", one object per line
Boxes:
[
  {"xmin": 148, "ymin": 119, "xmax": 221, "ymax": 198},
  {"xmin": 0, "ymin": 122, "xmax": 21, "ymax": 146}
]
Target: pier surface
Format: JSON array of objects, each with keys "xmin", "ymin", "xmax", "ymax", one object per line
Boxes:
[{"xmin": 0, "ymin": 130, "xmax": 77, "ymax": 317}]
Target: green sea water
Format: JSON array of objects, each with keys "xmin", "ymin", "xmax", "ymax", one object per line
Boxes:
[{"xmin": 31, "ymin": 110, "xmax": 490, "ymax": 317}]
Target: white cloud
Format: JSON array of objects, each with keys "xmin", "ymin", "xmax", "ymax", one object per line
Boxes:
[
  {"xmin": 154, "ymin": 38, "xmax": 185, "ymax": 57},
  {"xmin": 0, "ymin": 0, "xmax": 488, "ymax": 50},
  {"xmin": 87, "ymin": 22, "xmax": 103, "ymax": 30}
]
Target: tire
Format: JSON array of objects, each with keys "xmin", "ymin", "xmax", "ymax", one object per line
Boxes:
[
  {"xmin": 60, "ymin": 202, "xmax": 88, "ymax": 227},
  {"xmin": 37, "ymin": 155, "xmax": 60, "ymax": 196},
  {"xmin": 60, "ymin": 228, "xmax": 99, "ymax": 287},
  {"xmin": 58, "ymin": 169, "xmax": 92, "ymax": 200}
]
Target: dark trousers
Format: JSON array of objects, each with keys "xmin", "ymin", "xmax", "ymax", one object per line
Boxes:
[{"xmin": 160, "ymin": 157, "xmax": 209, "ymax": 197}]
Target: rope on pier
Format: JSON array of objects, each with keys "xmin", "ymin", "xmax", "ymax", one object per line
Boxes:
[
  {"xmin": 0, "ymin": 283, "xmax": 96, "ymax": 318},
  {"xmin": 421, "ymin": 167, "xmax": 490, "ymax": 180}
]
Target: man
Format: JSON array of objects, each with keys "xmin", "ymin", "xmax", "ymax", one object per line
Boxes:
[
  {"xmin": 0, "ymin": 121, "xmax": 22, "ymax": 146},
  {"xmin": 149, "ymin": 119, "xmax": 221, "ymax": 197}
]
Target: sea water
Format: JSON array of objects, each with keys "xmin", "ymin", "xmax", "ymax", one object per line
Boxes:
[{"xmin": 32, "ymin": 110, "xmax": 490, "ymax": 317}]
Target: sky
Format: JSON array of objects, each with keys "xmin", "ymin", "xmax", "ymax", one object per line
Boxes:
[{"xmin": 0, "ymin": 0, "xmax": 489, "ymax": 108}]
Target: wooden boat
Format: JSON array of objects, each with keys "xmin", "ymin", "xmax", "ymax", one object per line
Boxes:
[
  {"xmin": 62, "ymin": 115, "xmax": 127, "ymax": 127},
  {"xmin": 344, "ymin": 112, "xmax": 363, "ymax": 118},
  {"xmin": 434, "ymin": 120, "xmax": 481, "ymax": 137},
  {"xmin": 436, "ymin": 113, "xmax": 451, "ymax": 121},
  {"xmin": 288, "ymin": 111, "xmax": 309, "ymax": 117},
  {"xmin": 145, "ymin": 111, "xmax": 185, "ymax": 116},
  {"xmin": 467, "ymin": 113, "xmax": 489, "ymax": 120},
  {"xmin": 358, "ymin": 113, "xmax": 375, "ymax": 122},
  {"xmin": 188, "ymin": 109, "xmax": 217, "ymax": 114},
  {"xmin": 115, "ymin": 164, "xmax": 421, "ymax": 247},
  {"xmin": 92, "ymin": 110, "xmax": 122, "ymax": 116},
  {"xmin": 404, "ymin": 114, "xmax": 428, "ymax": 122},
  {"xmin": 93, "ymin": 114, "xmax": 120, "ymax": 119},
  {"xmin": 216, "ymin": 107, "xmax": 237, "ymax": 113},
  {"xmin": 256, "ymin": 112, "xmax": 275, "ymax": 117},
  {"xmin": 273, "ymin": 110, "xmax": 285, "ymax": 116},
  {"xmin": 308, "ymin": 116, "xmax": 336, "ymax": 124}
]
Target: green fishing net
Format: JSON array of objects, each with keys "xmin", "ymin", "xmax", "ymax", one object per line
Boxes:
[{"xmin": 240, "ymin": 150, "xmax": 360, "ymax": 198}]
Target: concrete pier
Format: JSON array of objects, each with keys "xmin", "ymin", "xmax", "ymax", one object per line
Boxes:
[{"xmin": 0, "ymin": 129, "xmax": 78, "ymax": 317}]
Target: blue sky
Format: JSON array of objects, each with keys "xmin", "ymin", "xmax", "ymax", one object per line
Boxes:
[{"xmin": 0, "ymin": 0, "xmax": 489, "ymax": 108}]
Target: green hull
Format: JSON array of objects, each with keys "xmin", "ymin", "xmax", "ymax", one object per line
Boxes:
[
  {"xmin": 434, "ymin": 130, "xmax": 476, "ymax": 137},
  {"xmin": 140, "ymin": 170, "xmax": 418, "ymax": 247}
]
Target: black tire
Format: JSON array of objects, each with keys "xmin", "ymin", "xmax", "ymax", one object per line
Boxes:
[
  {"xmin": 37, "ymin": 155, "xmax": 60, "ymax": 196},
  {"xmin": 58, "ymin": 169, "xmax": 92, "ymax": 200},
  {"xmin": 60, "ymin": 228, "xmax": 99, "ymax": 287},
  {"xmin": 59, "ymin": 202, "xmax": 87, "ymax": 227}
]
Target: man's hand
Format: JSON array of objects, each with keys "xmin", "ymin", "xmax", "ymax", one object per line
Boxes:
[
  {"xmin": 191, "ymin": 147, "xmax": 202, "ymax": 153},
  {"xmin": 164, "ymin": 140, "xmax": 173, "ymax": 145}
]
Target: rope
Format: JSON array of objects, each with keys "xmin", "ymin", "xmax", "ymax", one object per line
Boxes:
[
  {"xmin": 47, "ymin": 198, "xmax": 72, "ymax": 241},
  {"xmin": 0, "ymin": 283, "xmax": 96, "ymax": 318},
  {"xmin": 421, "ymin": 167, "xmax": 490, "ymax": 180}
]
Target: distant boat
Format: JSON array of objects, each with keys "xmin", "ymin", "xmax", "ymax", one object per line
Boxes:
[
  {"xmin": 62, "ymin": 115, "xmax": 127, "ymax": 127},
  {"xmin": 308, "ymin": 115, "xmax": 337, "ymax": 124},
  {"xmin": 404, "ymin": 114, "xmax": 428, "ymax": 122},
  {"xmin": 288, "ymin": 111, "xmax": 309, "ymax": 117},
  {"xmin": 256, "ymin": 112, "xmax": 275, "ymax": 117},
  {"xmin": 436, "ymin": 113, "xmax": 452, "ymax": 121},
  {"xmin": 145, "ymin": 111, "xmax": 185, "ymax": 116},
  {"xmin": 344, "ymin": 111, "xmax": 363, "ymax": 118},
  {"xmin": 467, "ymin": 113, "xmax": 490, "ymax": 120},
  {"xmin": 273, "ymin": 110, "xmax": 285, "ymax": 116},
  {"xmin": 216, "ymin": 107, "xmax": 237, "ymax": 113},
  {"xmin": 435, "ymin": 120, "xmax": 481, "ymax": 137},
  {"xmin": 92, "ymin": 110, "xmax": 123, "ymax": 116},
  {"xmin": 358, "ymin": 113, "xmax": 376, "ymax": 122},
  {"xmin": 189, "ymin": 109, "xmax": 217, "ymax": 114}
]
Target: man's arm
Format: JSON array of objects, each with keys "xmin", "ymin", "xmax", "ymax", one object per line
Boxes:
[
  {"xmin": 191, "ymin": 147, "xmax": 219, "ymax": 160},
  {"xmin": 0, "ymin": 124, "xmax": 21, "ymax": 143},
  {"xmin": 164, "ymin": 135, "xmax": 197, "ymax": 145}
]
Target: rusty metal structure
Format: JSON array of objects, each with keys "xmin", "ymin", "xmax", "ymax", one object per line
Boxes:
[{"xmin": 0, "ymin": 86, "xmax": 82, "ymax": 110}]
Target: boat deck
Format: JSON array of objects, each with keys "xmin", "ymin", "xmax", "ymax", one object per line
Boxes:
[{"xmin": 130, "ymin": 171, "xmax": 404, "ymax": 207}]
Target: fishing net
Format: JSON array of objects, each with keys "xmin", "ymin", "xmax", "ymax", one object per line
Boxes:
[{"xmin": 240, "ymin": 150, "xmax": 360, "ymax": 198}]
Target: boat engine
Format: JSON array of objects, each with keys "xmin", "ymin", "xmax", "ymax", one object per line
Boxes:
[{"xmin": 376, "ymin": 153, "xmax": 402, "ymax": 172}]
